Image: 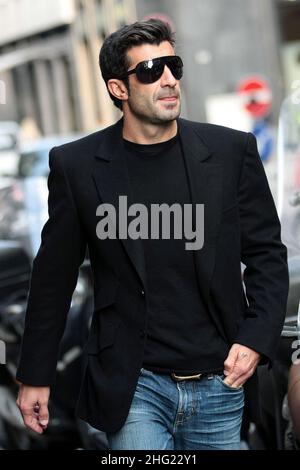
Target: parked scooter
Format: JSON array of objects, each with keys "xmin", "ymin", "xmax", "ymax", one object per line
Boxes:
[
  {"xmin": 0, "ymin": 241, "xmax": 108, "ymax": 449},
  {"xmin": 248, "ymin": 308, "xmax": 300, "ymax": 450}
]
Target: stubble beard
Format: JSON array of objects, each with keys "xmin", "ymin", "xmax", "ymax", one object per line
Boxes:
[{"xmin": 127, "ymin": 95, "xmax": 181, "ymax": 126}]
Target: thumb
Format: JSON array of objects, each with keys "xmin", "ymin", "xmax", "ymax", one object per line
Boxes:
[
  {"xmin": 38, "ymin": 402, "xmax": 49, "ymax": 427},
  {"xmin": 224, "ymin": 345, "xmax": 239, "ymax": 375}
]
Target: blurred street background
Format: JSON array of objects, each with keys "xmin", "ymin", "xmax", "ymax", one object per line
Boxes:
[
  {"xmin": 0, "ymin": 0, "xmax": 299, "ymax": 450},
  {"xmin": 0, "ymin": 0, "xmax": 299, "ymax": 211},
  {"xmin": 0, "ymin": 0, "xmax": 299, "ymax": 132}
]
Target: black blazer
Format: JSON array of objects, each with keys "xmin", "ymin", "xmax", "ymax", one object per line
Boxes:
[{"xmin": 16, "ymin": 117, "xmax": 289, "ymax": 433}]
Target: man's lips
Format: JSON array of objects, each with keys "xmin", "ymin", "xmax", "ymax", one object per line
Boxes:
[{"xmin": 158, "ymin": 96, "xmax": 178, "ymax": 101}]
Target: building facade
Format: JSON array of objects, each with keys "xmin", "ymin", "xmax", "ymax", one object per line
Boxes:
[{"xmin": 0, "ymin": 0, "xmax": 137, "ymax": 136}]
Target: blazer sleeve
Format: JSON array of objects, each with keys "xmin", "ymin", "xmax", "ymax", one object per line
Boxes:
[
  {"xmin": 234, "ymin": 132, "xmax": 289, "ymax": 367},
  {"xmin": 16, "ymin": 147, "xmax": 87, "ymax": 386}
]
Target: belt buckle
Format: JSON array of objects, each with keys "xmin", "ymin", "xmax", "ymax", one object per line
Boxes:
[{"xmin": 171, "ymin": 372, "xmax": 202, "ymax": 382}]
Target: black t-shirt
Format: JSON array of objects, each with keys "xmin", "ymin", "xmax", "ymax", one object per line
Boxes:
[{"xmin": 123, "ymin": 132, "xmax": 229, "ymax": 375}]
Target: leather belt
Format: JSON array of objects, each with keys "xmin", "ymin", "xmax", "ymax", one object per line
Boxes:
[{"xmin": 171, "ymin": 372, "xmax": 202, "ymax": 382}]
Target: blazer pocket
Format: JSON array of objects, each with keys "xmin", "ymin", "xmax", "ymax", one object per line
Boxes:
[
  {"xmin": 86, "ymin": 316, "xmax": 121, "ymax": 355},
  {"xmin": 86, "ymin": 279, "xmax": 120, "ymax": 354},
  {"xmin": 98, "ymin": 316, "xmax": 121, "ymax": 353},
  {"xmin": 93, "ymin": 279, "xmax": 120, "ymax": 311}
]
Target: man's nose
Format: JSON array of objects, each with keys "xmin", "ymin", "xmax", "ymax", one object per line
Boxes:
[{"xmin": 160, "ymin": 65, "xmax": 177, "ymax": 87}]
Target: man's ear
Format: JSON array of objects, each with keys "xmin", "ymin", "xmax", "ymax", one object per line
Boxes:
[{"xmin": 107, "ymin": 79, "xmax": 129, "ymax": 102}]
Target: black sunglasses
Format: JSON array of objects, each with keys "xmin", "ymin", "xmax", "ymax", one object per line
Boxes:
[{"xmin": 121, "ymin": 55, "xmax": 183, "ymax": 84}]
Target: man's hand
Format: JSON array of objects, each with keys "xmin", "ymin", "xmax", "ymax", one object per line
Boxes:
[
  {"xmin": 16, "ymin": 384, "xmax": 50, "ymax": 434},
  {"xmin": 223, "ymin": 343, "xmax": 261, "ymax": 388}
]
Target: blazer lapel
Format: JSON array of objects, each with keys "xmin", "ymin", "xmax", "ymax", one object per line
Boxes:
[
  {"xmin": 177, "ymin": 118, "xmax": 227, "ymax": 341},
  {"xmin": 92, "ymin": 117, "xmax": 147, "ymax": 291}
]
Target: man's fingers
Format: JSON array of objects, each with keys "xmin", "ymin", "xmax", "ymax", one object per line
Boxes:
[
  {"xmin": 224, "ymin": 364, "xmax": 255, "ymax": 388},
  {"xmin": 223, "ymin": 360, "xmax": 251, "ymax": 386},
  {"xmin": 21, "ymin": 407, "xmax": 44, "ymax": 434},
  {"xmin": 16, "ymin": 385, "xmax": 50, "ymax": 434},
  {"xmin": 223, "ymin": 344, "xmax": 261, "ymax": 386},
  {"xmin": 24, "ymin": 417, "xmax": 43, "ymax": 434},
  {"xmin": 230, "ymin": 367, "xmax": 256, "ymax": 388},
  {"xmin": 223, "ymin": 347, "xmax": 239, "ymax": 375},
  {"xmin": 38, "ymin": 402, "xmax": 49, "ymax": 427}
]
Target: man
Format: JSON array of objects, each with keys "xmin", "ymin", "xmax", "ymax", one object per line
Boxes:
[{"xmin": 16, "ymin": 19, "xmax": 289, "ymax": 450}]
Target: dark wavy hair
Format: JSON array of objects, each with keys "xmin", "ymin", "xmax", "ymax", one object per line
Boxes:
[{"xmin": 99, "ymin": 18, "xmax": 176, "ymax": 110}]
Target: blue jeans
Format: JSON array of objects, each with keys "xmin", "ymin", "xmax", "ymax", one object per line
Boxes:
[{"xmin": 106, "ymin": 368, "xmax": 244, "ymax": 450}]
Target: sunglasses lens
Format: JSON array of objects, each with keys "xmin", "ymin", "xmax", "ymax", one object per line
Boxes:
[
  {"xmin": 135, "ymin": 56, "xmax": 183, "ymax": 83},
  {"xmin": 167, "ymin": 57, "xmax": 183, "ymax": 80},
  {"xmin": 136, "ymin": 60, "xmax": 164, "ymax": 83}
]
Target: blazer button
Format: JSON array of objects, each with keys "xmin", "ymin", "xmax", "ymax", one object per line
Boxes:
[{"xmin": 141, "ymin": 289, "xmax": 145, "ymax": 296}]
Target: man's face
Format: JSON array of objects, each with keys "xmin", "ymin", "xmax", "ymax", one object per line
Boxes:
[{"xmin": 124, "ymin": 41, "xmax": 181, "ymax": 125}]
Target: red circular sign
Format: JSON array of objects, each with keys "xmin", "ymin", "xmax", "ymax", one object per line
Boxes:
[{"xmin": 238, "ymin": 76, "xmax": 272, "ymax": 118}]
